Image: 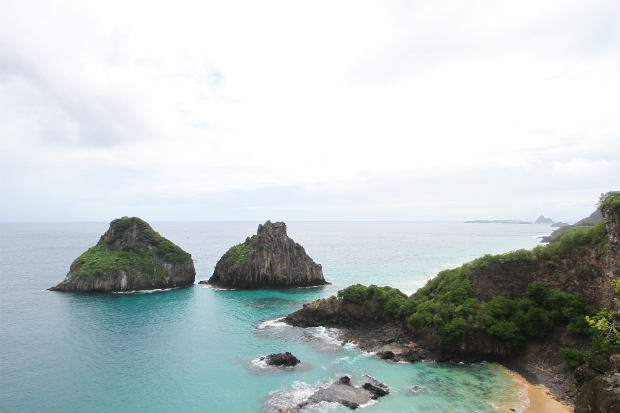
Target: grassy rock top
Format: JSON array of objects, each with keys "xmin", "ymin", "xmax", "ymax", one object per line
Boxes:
[{"xmin": 70, "ymin": 217, "xmax": 190, "ymax": 279}]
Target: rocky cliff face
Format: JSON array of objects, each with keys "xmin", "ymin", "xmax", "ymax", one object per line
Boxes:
[
  {"xmin": 574, "ymin": 350, "xmax": 620, "ymax": 413},
  {"xmin": 50, "ymin": 217, "xmax": 195, "ymax": 292},
  {"xmin": 470, "ymin": 203, "xmax": 619, "ymax": 310},
  {"xmin": 206, "ymin": 221, "xmax": 327, "ymax": 288}
]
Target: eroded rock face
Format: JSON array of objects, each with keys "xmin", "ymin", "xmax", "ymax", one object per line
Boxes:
[
  {"xmin": 206, "ymin": 221, "xmax": 327, "ymax": 288},
  {"xmin": 574, "ymin": 350, "xmax": 620, "ymax": 413},
  {"xmin": 50, "ymin": 217, "xmax": 195, "ymax": 292}
]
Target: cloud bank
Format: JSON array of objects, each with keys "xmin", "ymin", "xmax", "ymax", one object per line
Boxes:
[{"xmin": 1, "ymin": 0, "xmax": 618, "ymax": 221}]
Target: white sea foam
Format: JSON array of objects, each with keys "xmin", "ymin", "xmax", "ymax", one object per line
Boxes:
[
  {"xmin": 112, "ymin": 287, "xmax": 175, "ymax": 294},
  {"xmin": 200, "ymin": 284, "xmax": 235, "ymax": 291},
  {"xmin": 250, "ymin": 356, "xmax": 269, "ymax": 369},
  {"xmin": 265, "ymin": 381, "xmax": 321, "ymax": 413},
  {"xmin": 257, "ymin": 317, "xmax": 287, "ymax": 330},
  {"xmin": 358, "ymin": 399, "xmax": 378, "ymax": 409},
  {"xmin": 306, "ymin": 326, "xmax": 344, "ymax": 346}
]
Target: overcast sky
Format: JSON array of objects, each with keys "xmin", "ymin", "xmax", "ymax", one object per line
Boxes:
[{"xmin": 1, "ymin": 0, "xmax": 618, "ymax": 222}]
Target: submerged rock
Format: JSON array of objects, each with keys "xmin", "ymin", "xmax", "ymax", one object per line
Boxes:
[
  {"xmin": 49, "ymin": 217, "xmax": 195, "ymax": 292},
  {"xmin": 205, "ymin": 221, "xmax": 327, "ymax": 288},
  {"xmin": 410, "ymin": 385, "xmax": 427, "ymax": 394},
  {"xmin": 261, "ymin": 352, "xmax": 300, "ymax": 367}
]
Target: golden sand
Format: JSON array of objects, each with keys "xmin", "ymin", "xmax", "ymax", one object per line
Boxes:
[{"xmin": 502, "ymin": 367, "xmax": 573, "ymax": 413}]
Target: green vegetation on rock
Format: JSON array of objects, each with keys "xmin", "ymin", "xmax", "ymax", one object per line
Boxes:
[
  {"xmin": 335, "ymin": 210, "xmax": 616, "ymax": 350},
  {"xmin": 70, "ymin": 217, "xmax": 189, "ymax": 278},
  {"xmin": 227, "ymin": 242, "xmax": 250, "ymax": 268},
  {"xmin": 338, "ymin": 280, "xmax": 590, "ymax": 349},
  {"xmin": 598, "ymin": 191, "xmax": 620, "ymax": 210},
  {"xmin": 71, "ymin": 244, "xmax": 167, "ymax": 278}
]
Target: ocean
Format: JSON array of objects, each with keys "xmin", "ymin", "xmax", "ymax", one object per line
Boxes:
[{"xmin": 0, "ymin": 221, "xmax": 553, "ymax": 412}]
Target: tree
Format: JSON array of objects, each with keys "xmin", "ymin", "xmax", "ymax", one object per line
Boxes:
[{"xmin": 586, "ymin": 279, "xmax": 620, "ymax": 349}]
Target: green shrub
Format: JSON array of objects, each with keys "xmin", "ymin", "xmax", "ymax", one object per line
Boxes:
[
  {"xmin": 338, "ymin": 284, "xmax": 370, "ymax": 305},
  {"xmin": 561, "ymin": 348, "xmax": 588, "ymax": 368}
]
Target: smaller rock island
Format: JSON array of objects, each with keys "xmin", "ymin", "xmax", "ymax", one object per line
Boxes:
[
  {"xmin": 50, "ymin": 217, "xmax": 195, "ymax": 292},
  {"xmin": 204, "ymin": 221, "xmax": 327, "ymax": 289}
]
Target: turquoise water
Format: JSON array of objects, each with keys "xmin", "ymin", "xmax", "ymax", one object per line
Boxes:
[{"xmin": 0, "ymin": 222, "xmax": 552, "ymax": 412}]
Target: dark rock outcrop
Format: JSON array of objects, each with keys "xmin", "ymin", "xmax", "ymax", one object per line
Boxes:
[
  {"xmin": 361, "ymin": 375, "xmax": 390, "ymax": 399},
  {"xmin": 295, "ymin": 375, "xmax": 389, "ymax": 411},
  {"xmin": 50, "ymin": 217, "xmax": 195, "ymax": 292},
  {"xmin": 261, "ymin": 352, "xmax": 300, "ymax": 367},
  {"xmin": 574, "ymin": 350, "xmax": 620, "ymax": 413},
  {"xmin": 376, "ymin": 350, "xmax": 394, "ymax": 360},
  {"xmin": 206, "ymin": 221, "xmax": 327, "ymax": 288}
]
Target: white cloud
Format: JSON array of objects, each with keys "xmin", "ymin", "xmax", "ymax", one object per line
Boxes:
[{"xmin": 0, "ymin": 0, "xmax": 618, "ymax": 220}]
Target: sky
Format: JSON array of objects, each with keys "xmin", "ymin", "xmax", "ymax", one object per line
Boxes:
[{"xmin": 1, "ymin": 0, "xmax": 618, "ymax": 222}]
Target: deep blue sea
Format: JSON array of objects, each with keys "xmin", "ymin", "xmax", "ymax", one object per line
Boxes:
[{"xmin": 0, "ymin": 222, "xmax": 553, "ymax": 412}]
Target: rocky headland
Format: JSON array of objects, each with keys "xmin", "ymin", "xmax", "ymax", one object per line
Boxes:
[
  {"xmin": 204, "ymin": 221, "xmax": 327, "ymax": 289},
  {"xmin": 50, "ymin": 217, "xmax": 195, "ymax": 292},
  {"xmin": 542, "ymin": 208, "xmax": 604, "ymax": 243},
  {"xmin": 285, "ymin": 191, "xmax": 620, "ymax": 411}
]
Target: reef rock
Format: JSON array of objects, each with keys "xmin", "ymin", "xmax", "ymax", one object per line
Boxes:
[
  {"xmin": 206, "ymin": 221, "xmax": 327, "ymax": 288},
  {"xmin": 295, "ymin": 376, "xmax": 389, "ymax": 411},
  {"xmin": 50, "ymin": 217, "xmax": 195, "ymax": 292},
  {"xmin": 261, "ymin": 352, "xmax": 300, "ymax": 367}
]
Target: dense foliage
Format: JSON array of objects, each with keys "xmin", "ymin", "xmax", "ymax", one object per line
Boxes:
[
  {"xmin": 586, "ymin": 278, "xmax": 620, "ymax": 350},
  {"xmin": 338, "ymin": 281, "xmax": 590, "ymax": 349},
  {"xmin": 71, "ymin": 217, "xmax": 189, "ymax": 278},
  {"xmin": 598, "ymin": 191, "xmax": 620, "ymax": 210}
]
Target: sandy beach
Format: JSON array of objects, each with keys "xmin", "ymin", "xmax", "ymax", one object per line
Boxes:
[{"xmin": 503, "ymin": 367, "xmax": 573, "ymax": 413}]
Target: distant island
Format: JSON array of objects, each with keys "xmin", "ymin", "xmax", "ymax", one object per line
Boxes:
[
  {"xmin": 465, "ymin": 215, "xmax": 560, "ymax": 225},
  {"xmin": 465, "ymin": 219, "xmax": 532, "ymax": 224},
  {"xmin": 535, "ymin": 215, "xmax": 553, "ymax": 224}
]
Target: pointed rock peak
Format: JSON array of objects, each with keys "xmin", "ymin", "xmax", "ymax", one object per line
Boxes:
[{"xmin": 257, "ymin": 220, "xmax": 287, "ymax": 237}]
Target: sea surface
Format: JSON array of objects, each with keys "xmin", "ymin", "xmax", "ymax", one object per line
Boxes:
[{"xmin": 0, "ymin": 221, "xmax": 553, "ymax": 412}]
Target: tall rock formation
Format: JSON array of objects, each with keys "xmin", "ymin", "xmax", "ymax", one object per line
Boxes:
[
  {"xmin": 205, "ymin": 221, "xmax": 327, "ymax": 288},
  {"xmin": 50, "ymin": 217, "xmax": 195, "ymax": 292}
]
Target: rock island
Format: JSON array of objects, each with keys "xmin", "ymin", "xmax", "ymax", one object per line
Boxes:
[
  {"xmin": 204, "ymin": 221, "xmax": 327, "ymax": 289},
  {"xmin": 50, "ymin": 217, "xmax": 195, "ymax": 292}
]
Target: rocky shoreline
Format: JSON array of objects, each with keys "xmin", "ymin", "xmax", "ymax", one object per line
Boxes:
[{"xmin": 286, "ymin": 316, "xmax": 578, "ymax": 408}]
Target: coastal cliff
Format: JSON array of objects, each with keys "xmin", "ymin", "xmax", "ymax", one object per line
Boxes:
[
  {"xmin": 286, "ymin": 191, "xmax": 620, "ymax": 409},
  {"xmin": 205, "ymin": 221, "xmax": 327, "ymax": 288},
  {"xmin": 50, "ymin": 217, "xmax": 195, "ymax": 292}
]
